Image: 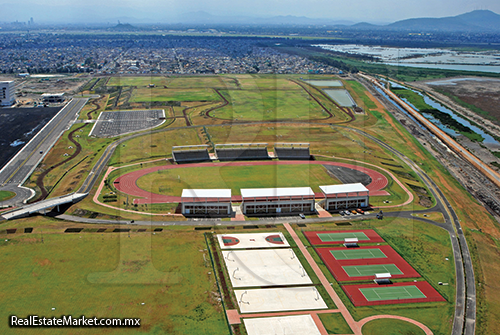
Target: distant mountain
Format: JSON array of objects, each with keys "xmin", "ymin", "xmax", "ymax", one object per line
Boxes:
[
  {"xmin": 109, "ymin": 23, "xmax": 139, "ymax": 31},
  {"xmin": 176, "ymin": 11, "xmax": 354, "ymax": 26},
  {"xmin": 388, "ymin": 10, "xmax": 500, "ymax": 32}
]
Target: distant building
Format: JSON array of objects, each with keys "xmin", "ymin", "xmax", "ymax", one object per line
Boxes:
[
  {"xmin": 0, "ymin": 81, "xmax": 15, "ymax": 106},
  {"xmin": 41, "ymin": 93, "xmax": 65, "ymax": 103}
]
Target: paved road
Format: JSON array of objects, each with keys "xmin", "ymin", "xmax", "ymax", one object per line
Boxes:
[{"xmin": 0, "ymin": 98, "xmax": 88, "ymax": 207}]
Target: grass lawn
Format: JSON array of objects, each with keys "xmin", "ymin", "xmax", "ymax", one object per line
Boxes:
[
  {"xmin": 361, "ymin": 318, "xmax": 425, "ymax": 335},
  {"xmin": 0, "ymin": 230, "xmax": 228, "ymax": 334},
  {"xmin": 135, "ymin": 163, "xmax": 341, "ymax": 196},
  {"xmin": 0, "ymin": 190, "xmax": 16, "ymax": 202},
  {"xmin": 130, "ymin": 88, "xmax": 219, "ymax": 103},
  {"xmin": 235, "ymin": 77, "xmax": 302, "ymax": 90},
  {"xmin": 166, "ymin": 76, "xmax": 239, "ymax": 89},
  {"xmin": 108, "ymin": 127, "xmax": 203, "ymax": 166},
  {"xmin": 107, "ymin": 76, "xmax": 169, "ymax": 87},
  {"xmin": 318, "ymin": 313, "xmax": 354, "ymax": 334},
  {"xmin": 214, "ymin": 89, "xmax": 330, "ymax": 121}
]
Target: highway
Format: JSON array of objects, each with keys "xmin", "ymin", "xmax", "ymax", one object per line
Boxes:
[{"xmin": 0, "ymin": 98, "xmax": 88, "ymax": 206}]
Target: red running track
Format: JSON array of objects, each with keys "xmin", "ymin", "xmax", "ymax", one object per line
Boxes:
[{"xmin": 113, "ymin": 160, "xmax": 389, "ymax": 204}]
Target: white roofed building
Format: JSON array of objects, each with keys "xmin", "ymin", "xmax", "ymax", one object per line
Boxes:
[
  {"xmin": 320, "ymin": 183, "xmax": 369, "ymax": 211},
  {"xmin": 241, "ymin": 187, "xmax": 315, "ymax": 215},
  {"xmin": 181, "ymin": 189, "xmax": 232, "ymax": 216},
  {"xmin": 0, "ymin": 81, "xmax": 15, "ymax": 106}
]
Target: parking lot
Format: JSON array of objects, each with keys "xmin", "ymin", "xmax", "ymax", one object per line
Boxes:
[{"xmin": 90, "ymin": 109, "xmax": 165, "ymax": 137}]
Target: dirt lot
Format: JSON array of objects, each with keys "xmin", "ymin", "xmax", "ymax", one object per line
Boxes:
[{"xmin": 0, "ymin": 74, "xmax": 90, "ymax": 107}]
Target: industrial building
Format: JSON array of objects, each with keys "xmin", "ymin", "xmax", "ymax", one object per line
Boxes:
[
  {"xmin": 181, "ymin": 189, "xmax": 232, "ymax": 216},
  {"xmin": 241, "ymin": 187, "xmax": 316, "ymax": 215},
  {"xmin": 320, "ymin": 183, "xmax": 369, "ymax": 211},
  {"xmin": 0, "ymin": 81, "xmax": 15, "ymax": 106}
]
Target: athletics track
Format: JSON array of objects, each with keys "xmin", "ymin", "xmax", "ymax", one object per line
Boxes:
[{"xmin": 112, "ymin": 160, "xmax": 390, "ymax": 205}]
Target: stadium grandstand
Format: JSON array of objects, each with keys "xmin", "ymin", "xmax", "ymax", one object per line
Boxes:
[
  {"xmin": 274, "ymin": 143, "xmax": 311, "ymax": 160},
  {"xmin": 181, "ymin": 189, "xmax": 232, "ymax": 216},
  {"xmin": 241, "ymin": 187, "xmax": 316, "ymax": 215},
  {"xmin": 172, "ymin": 145, "xmax": 211, "ymax": 163},
  {"xmin": 215, "ymin": 143, "xmax": 270, "ymax": 161},
  {"xmin": 320, "ymin": 183, "xmax": 369, "ymax": 211}
]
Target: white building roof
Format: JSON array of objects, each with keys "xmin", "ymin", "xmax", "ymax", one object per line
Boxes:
[
  {"xmin": 241, "ymin": 187, "xmax": 314, "ymax": 198},
  {"xmin": 375, "ymin": 273, "xmax": 392, "ymax": 279},
  {"xmin": 181, "ymin": 189, "xmax": 231, "ymax": 199},
  {"xmin": 320, "ymin": 183, "xmax": 369, "ymax": 195}
]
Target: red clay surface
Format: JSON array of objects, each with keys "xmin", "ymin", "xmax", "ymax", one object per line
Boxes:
[
  {"xmin": 342, "ymin": 281, "xmax": 445, "ymax": 306},
  {"xmin": 304, "ymin": 229, "xmax": 384, "ymax": 246},
  {"xmin": 112, "ymin": 160, "xmax": 389, "ymax": 205},
  {"xmin": 315, "ymin": 244, "xmax": 421, "ymax": 282}
]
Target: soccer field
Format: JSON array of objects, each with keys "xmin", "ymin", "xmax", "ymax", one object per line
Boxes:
[
  {"xmin": 360, "ymin": 285, "xmax": 426, "ymax": 301},
  {"xmin": 342, "ymin": 264, "xmax": 403, "ymax": 277},
  {"xmin": 330, "ymin": 248, "xmax": 387, "ymax": 260},
  {"xmin": 318, "ymin": 232, "xmax": 369, "ymax": 242}
]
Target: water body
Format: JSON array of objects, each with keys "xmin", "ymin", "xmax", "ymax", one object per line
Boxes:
[
  {"xmin": 303, "ymin": 80, "xmax": 343, "ymax": 87},
  {"xmin": 372, "ymin": 86, "xmax": 427, "ymax": 131},
  {"xmin": 314, "ymin": 44, "xmax": 500, "ymax": 74},
  {"xmin": 388, "ymin": 81, "xmax": 499, "ymax": 145},
  {"xmin": 323, "ymin": 89, "xmax": 356, "ymax": 107}
]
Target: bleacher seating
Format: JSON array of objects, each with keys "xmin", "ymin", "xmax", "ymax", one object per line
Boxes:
[
  {"xmin": 274, "ymin": 147, "xmax": 311, "ymax": 160},
  {"xmin": 173, "ymin": 149, "xmax": 211, "ymax": 163},
  {"xmin": 216, "ymin": 148, "xmax": 270, "ymax": 161}
]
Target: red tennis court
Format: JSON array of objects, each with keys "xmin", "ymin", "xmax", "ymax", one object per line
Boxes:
[
  {"xmin": 315, "ymin": 245, "xmax": 420, "ymax": 281},
  {"xmin": 342, "ymin": 281, "xmax": 445, "ymax": 306},
  {"xmin": 304, "ymin": 229, "xmax": 384, "ymax": 246}
]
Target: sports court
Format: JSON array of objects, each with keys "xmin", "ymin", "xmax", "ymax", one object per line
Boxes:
[
  {"xmin": 222, "ymin": 249, "xmax": 313, "ymax": 287},
  {"xmin": 243, "ymin": 315, "xmax": 322, "ymax": 335},
  {"xmin": 315, "ymin": 245, "xmax": 420, "ymax": 281},
  {"xmin": 234, "ymin": 287, "xmax": 327, "ymax": 313},
  {"xmin": 330, "ymin": 248, "xmax": 387, "ymax": 260},
  {"xmin": 342, "ymin": 281, "xmax": 446, "ymax": 306},
  {"xmin": 217, "ymin": 232, "xmax": 290, "ymax": 249},
  {"xmin": 304, "ymin": 230, "xmax": 384, "ymax": 245}
]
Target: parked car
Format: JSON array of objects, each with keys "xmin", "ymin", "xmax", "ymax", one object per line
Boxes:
[
  {"xmin": 345, "ymin": 211, "xmax": 351, "ymax": 215},
  {"xmin": 339, "ymin": 210, "xmax": 345, "ymax": 216},
  {"xmin": 299, "ymin": 213, "xmax": 306, "ymax": 219},
  {"xmin": 356, "ymin": 208, "xmax": 364, "ymax": 215},
  {"xmin": 351, "ymin": 210, "xmax": 357, "ymax": 215}
]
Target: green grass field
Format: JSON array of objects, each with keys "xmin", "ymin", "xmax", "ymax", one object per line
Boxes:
[
  {"xmin": 0, "ymin": 190, "xmax": 16, "ymax": 202},
  {"xmin": 107, "ymin": 76, "xmax": 169, "ymax": 87},
  {"xmin": 362, "ymin": 318, "xmax": 426, "ymax": 335},
  {"xmin": 342, "ymin": 264, "xmax": 403, "ymax": 277},
  {"xmin": 0, "ymin": 230, "xmax": 228, "ymax": 335},
  {"xmin": 130, "ymin": 88, "xmax": 219, "ymax": 102},
  {"xmin": 214, "ymin": 89, "xmax": 330, "ymax": 121},
  {"xmin": 134, "ymin": 163, "xmax": 341, "ymax": 196},
  {"xmin": 318, "ymin": 231, "xmax": 369, "ymax": 242},
  {"xmin": 330, "ymin": 248, "xmax": 387, "ymax": 260},
  {"xmin": 360, "ymin": 286, "xmax": 426, "ymax": 301}
]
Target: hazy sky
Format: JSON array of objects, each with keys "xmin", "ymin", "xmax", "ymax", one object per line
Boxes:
[{"xmin": 4, "ymin": 0, "xmax": 500, "ymax": 23}]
